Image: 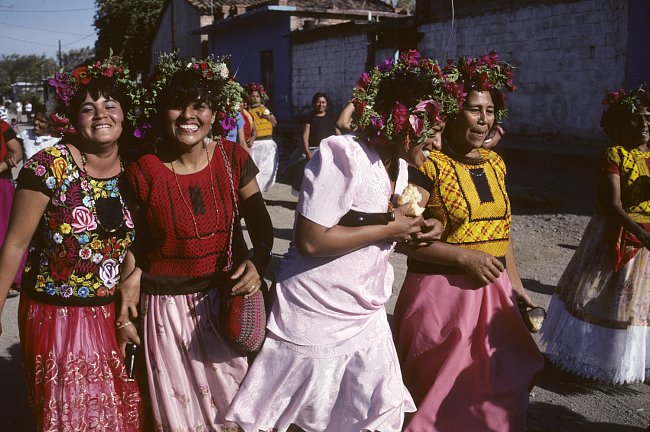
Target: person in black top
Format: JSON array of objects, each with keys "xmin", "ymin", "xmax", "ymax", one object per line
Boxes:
[{"xmin": 301, "ymin": 92, "xmax": 340, "ymax": 160}]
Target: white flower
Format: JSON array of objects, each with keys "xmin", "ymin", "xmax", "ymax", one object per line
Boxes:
[
  {"xmin": 216, "ymin": 63, "xmax": 229, "ymax": 79},
  {"xmin": 53, "ymin": 232, "xmax": 63, "ymax": 244}
]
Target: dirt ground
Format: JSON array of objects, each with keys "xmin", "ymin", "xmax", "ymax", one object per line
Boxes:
[{"xmin": 0, "ymin": 141, "xmax": 648, "ymax": 431}]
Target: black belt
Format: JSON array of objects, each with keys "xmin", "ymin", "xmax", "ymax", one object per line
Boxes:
[{"xmin": 140, "ymin": 273, "xmax": 230, "ymax": 295}]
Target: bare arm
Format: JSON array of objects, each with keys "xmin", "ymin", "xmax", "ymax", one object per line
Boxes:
[
  {"xmin": 301, "ymin": 122, "xmax": 312, "ymax": 159},
  {"xmin": 236, "ymin": 127, "xmax": 248, "ymax": 151},
  {"xmin": 505, "ymin": 238, "xmax": 536, "ymax": 307},
  {"xmin": 248, "ymin": 119, "xmax": 257, "ymax": 146},
  {"xmin": 2, "ymin": 137, "xmax": 23, "ymax": 171},
  {"xmin": 336, "ymin": 102, "xmax": 355, "ymax": 133},
  {"xmin": 115, "ymin": 251, "xmax": 142, "ymax": 353},
  {"xmin": 295, "ymin": 204, "xmax": 423, "ymax": 257},
  {"xmin": 0, "ymin": 189, "xmax": 49, "ymax": 333},
  {"xmin": 602, "ymin": 172, "xmax": 650, "ymax": 249}
]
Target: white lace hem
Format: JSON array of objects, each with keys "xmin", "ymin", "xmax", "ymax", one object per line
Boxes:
[{"xmin": 540, "ymin": 295, "xmax": 649, "ymax": 384}]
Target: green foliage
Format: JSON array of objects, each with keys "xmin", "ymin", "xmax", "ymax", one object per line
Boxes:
[
  {"xmin": 94, "ymin": 0, "xmax": 165, "ymax": 76},
  {"xmin": 59, "ymin": 47, "xmax": 96, "ymax": 71},
  {"xmin": 0, "ymin": 54, "xmax": 58, "ymax": 84}
]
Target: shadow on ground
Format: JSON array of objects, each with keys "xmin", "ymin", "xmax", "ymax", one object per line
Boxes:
[
  {"xmin": 0, "ymin": 343, "xmax": 35, "ymax": 431},
  {"xmin": 528, "ymin": 401, "xmax": 647, "ymax": 432}
]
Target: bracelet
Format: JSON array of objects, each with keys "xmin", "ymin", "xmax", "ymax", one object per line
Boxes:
[{"xmin": 116, "ymin": 321, "xmax": 134, "ymax": 330}]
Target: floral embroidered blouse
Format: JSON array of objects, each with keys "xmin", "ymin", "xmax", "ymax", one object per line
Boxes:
[{"xmin": 17, "ymin": 144, "xmax": 135, "ymax": 306}]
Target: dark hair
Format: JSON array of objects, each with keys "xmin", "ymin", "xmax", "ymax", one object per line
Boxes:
[
  {"xmin": 157, "ymin": 69, "xmax": 219, "ymax": 114},
  {"xmin": 373, "ymin": 70, "xmax": 436, "ymax": 116},
  {"xmin": 311, "ymin": 92, "xmax": 329, "ymax": 107},
  {"xmin": 67, "ymin": 76, "xmax": 131, "ymax": 129},
  {"xmin": 600, "ymin": 95, "xmax": 650, "ymax": 142}
]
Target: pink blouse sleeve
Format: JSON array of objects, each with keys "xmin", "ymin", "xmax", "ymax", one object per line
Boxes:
[{"xmin": 298, "ymin": 135, "xmax": 361, "ymax": 228}]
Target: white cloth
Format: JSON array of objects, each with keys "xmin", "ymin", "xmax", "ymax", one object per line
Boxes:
[
  {"xmin": 249, "ymin": 138, "xmax": 278, "ymax": 192},
  {"xmin": 18, "ymin": 129, "xmax": 61, "ymax": 160},
  {"xmin": 226, "ymin": 135, "xmax": 415, "ymax": 431}
]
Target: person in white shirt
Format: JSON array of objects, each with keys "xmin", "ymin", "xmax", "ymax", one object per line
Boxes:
[{"xmin": 17, "ymin": 105, "xmax": 60, "ymax": 160}]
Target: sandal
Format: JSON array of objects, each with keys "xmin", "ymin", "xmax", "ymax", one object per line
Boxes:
[{"xmin": 518, "ymin": 302, "xmax": 546, "ymax": 333}]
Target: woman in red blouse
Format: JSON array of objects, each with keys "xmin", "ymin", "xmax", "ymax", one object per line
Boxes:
[{"xmin": 122, "ymin": 57, "xmax": 273, "ymax": 430}]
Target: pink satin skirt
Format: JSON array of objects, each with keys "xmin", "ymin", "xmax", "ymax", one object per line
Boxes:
[{"xmin": 393, "ymin": 271, "xmax": 544, "ymax": 432}]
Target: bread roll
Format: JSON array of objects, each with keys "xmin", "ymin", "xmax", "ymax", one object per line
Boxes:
[{"xmin": 398, "ymin": 184, "xmax": 425, "ymax": 217}]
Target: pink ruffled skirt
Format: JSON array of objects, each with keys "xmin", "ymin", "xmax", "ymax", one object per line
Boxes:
[
  {"xmin": 141, "ymin": 290, "xmax": 248, "ymax": 432},
  {"xmin": 393, "ymin": 271, "xmax": 544, "ymax": 432},
  {"xmin": 18, "ymin": 295, "xmax": 143, "ymax": 431}
]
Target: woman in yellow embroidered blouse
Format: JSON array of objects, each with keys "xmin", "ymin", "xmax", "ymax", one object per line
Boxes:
[
  {"xmin": 541, "ymin": 86, "xmax": 649, "ymax": 384},
  {"xmin": 393, "ymin": 52, "xmax": 543, "ymax": 432},
  {"xmin": 246, "ymin": 83, "xmax": 278, "ymax": 193}
]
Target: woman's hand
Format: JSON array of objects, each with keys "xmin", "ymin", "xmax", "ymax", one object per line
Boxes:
[
  {"xmin": 408, "ymin": 217, "xmax": 443, "ymax": 246},
  {"xmin": 230, "ymin": 259, "xmax": 262, "ymax": 296},
  {"xmin": 116, "ymin": 322, "xmax": 141, "ymax": 357},
  {"xmin": 384, "ymin": 204, "xmax": 424, "ymax": 243},
  {"xmin": 4, "ymin": 150, "xmax": 18, "ymax": 168},
  {"xmin": 458, "ymin": 249, "xmax": 504, "ymax": 286},
  {"xmin": 116, "ymin": 267, "xmax": 141, "ymax": 325}
]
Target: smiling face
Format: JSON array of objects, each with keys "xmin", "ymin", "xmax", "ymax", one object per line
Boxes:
[
  {"xmin": 623, "ymin": 104, "xmax": 650, "ymax": 148},
  {"xmin": 164, "ymin": 98, "xmax": 216, "ymax": 149},
  {"xmin": 250, "ymin": 90, "xmax": 262, "ymax": 107},
  {"xmin": 33, "ymin": 111, "xmax": 51, "ymax": 136},
  {"xmin": 405, "ymin": 121, "xmax": 446, "ymax": 167},
  {"xmin": 75, "ymin": 93, "xmax": 124, "ymax": 147},
  {"xmin": 313, "ymin": 96, "xmax": 327, "ymax": 115},
  {"xmin": 447, "ymin": 90, "xmax": 495, "ymax": 155}
]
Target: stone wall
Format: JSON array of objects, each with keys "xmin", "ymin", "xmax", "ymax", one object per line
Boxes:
[
  {"xmin": 418, "ymin": 0, "xmax": 630, "ymax": 142},
  {"xmin": 291, "ymin": 33, "xmax": 368, "ymax": 118}
]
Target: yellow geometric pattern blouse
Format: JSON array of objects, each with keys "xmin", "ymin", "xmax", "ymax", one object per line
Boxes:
[
  {"xmin": 417, "ymin": 148, "xmax": 511, "ymax": 258},
  {"xmin": 604, "ymin": 146, "xmax": 650, "ymax": 224}
]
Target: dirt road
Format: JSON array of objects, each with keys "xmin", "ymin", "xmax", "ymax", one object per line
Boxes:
[{"xmin": 0, "ymin": 144, "xmax": 648, "ymax": 431}]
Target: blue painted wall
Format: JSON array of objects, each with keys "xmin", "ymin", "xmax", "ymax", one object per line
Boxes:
[{"xmin": 209, "ymin": 11, "xmax": 293, "ymax": 122}]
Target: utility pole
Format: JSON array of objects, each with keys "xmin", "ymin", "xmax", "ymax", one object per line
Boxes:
[{"xmin": 58, "ymin": 40, "xmax": 62, "ymax": 68}]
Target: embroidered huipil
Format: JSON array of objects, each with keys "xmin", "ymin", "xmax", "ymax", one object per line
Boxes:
[{"xmin": 17, "ymin": 144, "xmax": 135, "ymax": 306}]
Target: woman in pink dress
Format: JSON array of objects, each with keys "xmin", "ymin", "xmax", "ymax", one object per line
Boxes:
[
  {"xmin": 226, "ymin": 51, "xmax": 459, "ymax": 432},
  {"xmin": 393, "ymin": 52, "xmax": 544, "ymax": 432}
]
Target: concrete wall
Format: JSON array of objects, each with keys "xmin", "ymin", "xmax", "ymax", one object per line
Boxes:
[
  {"xmin": 291, "ymin": 33, "xmax": 369, "ymax": 118},
  {"xmin": 418, "ymin": 0, "xmax": 632, "ymax": 142},
  {"xmin": 210, "ymin": 12, "xmax": 293, "ymax": 121}
]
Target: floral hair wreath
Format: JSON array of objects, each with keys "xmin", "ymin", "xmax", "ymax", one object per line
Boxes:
[
  {"xmin": 445, "ymin": 51, "xmax": 517, "ymax": 122},
  {"xmin": 602, "ymin": 85, "xmax": 649, "ymax": 113},
  {"xmin": 244, "ymin": 82, "xmax": 269, "ymax": 105},
  {"xmin": 135, "ymin": 51, "xmax": 243, "ymax": 139},
  {"xmin": 351, "ymin": 50, "xmax": 461, "ymax": 149},
  {"xmin": 47, "ymin": 53, "xmax": 139, "ymax": 135}
]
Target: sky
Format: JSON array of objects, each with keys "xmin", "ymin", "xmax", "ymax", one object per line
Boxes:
[{"xmin": 0, "ymin": 0, "xmax": 97, "ymax": 58}]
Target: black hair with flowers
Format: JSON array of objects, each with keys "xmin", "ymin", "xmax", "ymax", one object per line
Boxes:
[
  {"xmin": 600, "ymin": 85, "xmax": 649, "ymax": 141},
  {"xmin": 351, "ymin": 50, "xmax": 461, "ymax": 150}
]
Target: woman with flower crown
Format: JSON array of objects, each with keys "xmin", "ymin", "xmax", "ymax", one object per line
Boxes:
[
  {"xmin": 392, "ymin": 52, "xmax": 544, "ymax": 432},
  {"xmin": 0, "ymin": 57, "xmax": 144, "ymax": 431},
  {"xmin": 245, "ymin": 83, "xmax": 278, "ymax": 192},
  {"xmin": 122, "ymin": 54, "xmax": 274, "ymax": 431},
  {"xmin": 226, "ymin": 51, "xmax": 455, "ymax": 432},
  {"xmin": 540, "ymin": 86, "xmax": 650, "ymax": 384}
]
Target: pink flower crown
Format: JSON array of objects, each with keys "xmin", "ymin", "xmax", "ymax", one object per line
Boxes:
[
  {"xmin": 602, "ymin": 86, "xmax": 649, "ymax": 112},
  {"xmin": 47, "ymin": 55, "xmax": 138, "ymax": 135},
  {"xmin": 351, "ymin": 50, "xmax": 461, "ymax": 149},
  {"xmin": 445, "ymin": 51, "xmax": 517, "ymax": 122},
  {"xmin": 134, "ymin": 52, "xmax": 243, "ymax": 140},
  {"xmin": 245, "ymin": 82, "xmax": 269, "ymax": 104}
]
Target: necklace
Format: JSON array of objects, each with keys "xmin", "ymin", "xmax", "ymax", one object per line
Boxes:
[
  {"xmin": 80, "ymin": 151, "xmax": 128, "ymax": 234},
  {"xmin": 170, "ymin": 139, "xmax": 220, "ymax": 240},
  {"xmin": 468, "ymin": 167, "xmax": 486, "ymax": 177}
]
